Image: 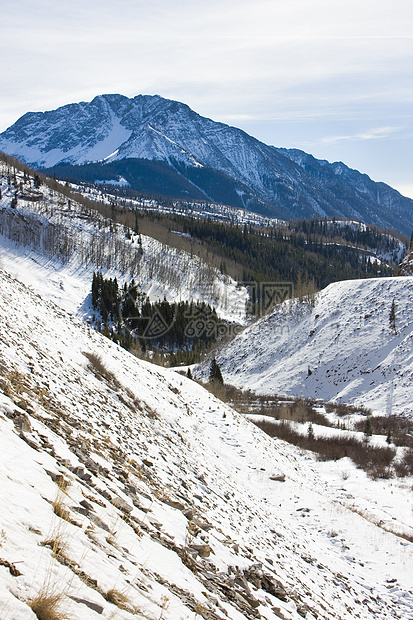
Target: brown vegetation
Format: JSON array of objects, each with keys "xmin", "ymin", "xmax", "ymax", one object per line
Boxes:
[
  {"xmin": 354, "ymin": 415, "xmax": 413, "ymax": 448},
  {"xmin": 253, "ymin": 419, "xmax": 396, "ymax": 479},
  {"xmin": 29, "ymin": 591, "xmax": 69, "ymax": 620}
]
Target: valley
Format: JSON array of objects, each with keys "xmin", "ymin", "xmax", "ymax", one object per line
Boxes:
[{"xmin": 0, "ymin": 102, "xmax": 412, "ymax": 620}]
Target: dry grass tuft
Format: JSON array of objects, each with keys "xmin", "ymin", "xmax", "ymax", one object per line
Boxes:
[
  {"xmin": 345, "ymin": 503, "xmax": 413, "ymax": 543},
  {"xmin": 29, "ymin": 590, "xmax": 69, "ymax": 620},
  {"xmin": 53, "ymin": 497, "xmax": 72, "ymax": 522},
  {"xmin": 105, "ymin": 588, "xmax": 136, "ymax": 612},
  {"xmin": 83, "ymin": 351, "xmax": 120, "ymax": 388},
  {"xmin": 41, "ymin": 534, "xmax": 71, "ymax": 566}
]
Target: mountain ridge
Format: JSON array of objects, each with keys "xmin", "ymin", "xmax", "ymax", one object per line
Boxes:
[{"xmin": 1, "ymin": 94, "xmax": 413, "ymax": 235}]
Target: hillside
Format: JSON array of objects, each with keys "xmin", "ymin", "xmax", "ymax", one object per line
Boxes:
[
  {"xmin": 195, "ymin": 276, "xmax": 413, "ymax": 417},
  {"xmin": 0, "ymin": 153, "xmax": 248, "ymax": 326},
  {"xmin": 1, "ymin": 266, "xmax": 413, "ymax": 619},
  {"xmin": 1, "ymin": 94, "xmax": 412, "ymax": 235},
  {"xmin": 398, "ymin": 243, "xmax": 413, "ymax": 276}
]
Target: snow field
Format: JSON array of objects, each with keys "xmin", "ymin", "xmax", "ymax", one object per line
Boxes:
[{"xmin": 0, "ymin": 269, "xmax": 412, "ymax": 619}]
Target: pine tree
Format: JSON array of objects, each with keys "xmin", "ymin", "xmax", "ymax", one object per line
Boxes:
[
  {"xmin": 209, "ymin": 358, "xmax": 224, "ymax": 385},
  {"xmin": 389, "ymin": 298, "xmax": 397, "ymax": 334},
  {"xmin": 364, "ymin": 419, "xmax": 373, "ymax": 443},
  {"xmin": 386, "ymin": 428, "xmax": 392, "ymax": 445},
  {"xmin": 91, "ymin": 272, "xmax": 100, "ymax": 308}
]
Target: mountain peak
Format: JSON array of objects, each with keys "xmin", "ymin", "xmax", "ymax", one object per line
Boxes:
[{"xmin": 0, "ymin": 94, "xmax": 412, "ymax": 235}]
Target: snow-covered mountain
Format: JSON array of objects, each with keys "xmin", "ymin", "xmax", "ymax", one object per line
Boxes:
[
  {"xmin": 1, "ymin": 263, "xmax": 413, "ymax": 619},
  {"xmin": 1, "ymin": 94, "xmax": 413, "ymax": 235},
  {"xmin": 195, "ymin": 276, "xmax": 413, "ymax": 417}
]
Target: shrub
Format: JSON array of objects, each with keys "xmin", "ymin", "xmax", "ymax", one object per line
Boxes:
[
  {"xmin": 394, "ymin": 448, "xmax": 413, "ymax": 477},
  {"xmin": 253, "ymin": 419, "xmax": 396, "ymax": 478},
  {"xmin": 83, "ymin": 351, "xmax": 120, "ymax": 388},
  {"xmin": 354, "ymin": 416, "xmax": 413, "ymax": 448},
  {"xmin": 105, "ymin": 589, "xmax": 136, "ymax": 613}
]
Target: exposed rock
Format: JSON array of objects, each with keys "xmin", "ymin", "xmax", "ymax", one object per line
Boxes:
[
  {"xmin": 188, "ymin": 544, "xmax": 212, "ymax": 558},
  {"xmin": 69, "ymin": 596, "xmax": 104, "ymax": 614},
  {"xmin": 244, "ymin": 565, "xmax": 289, "ymax": 602},
  {"xmin": 14, "ymin": 412, "xmax": 31, "ymax": 432},
  {"xmin": 79, "ymin": 472, "xmax": 93, "ymax": 483},
  {"xmin": 80, "ymin": 499, "xmax": 94, "ymax": 512},
  {"xmin": 72, "ymin": 506, "xmax": 90, "ymax": 517},
  {"xmin": 195, "ymin": 520, "xmax": 213, "ymax": 532},
  {"xmin": 71, "ymin": 465, "xmax": 85, "ymax": 477},
  {"xmin": 297, "ymin": 603, "xmax": 312, "ymax": 617},
  {"xmin": 182, "ymin": 507, "xmax": 195, "ymax": 520},
  {"xmin": 132, "ymin": 499, "xmax": 150, "ymax": 513},
  {"xmin": 269, "ymin": 473, "xmax": 286, "ymax": 482},
  {"xmin": 272, "ymin": 607, "xmax": 290, "ymax": 620},
  {"xmin": 147, "ymin": 516, "xmax": 163, "ymax": 530},
  {"xmin": 90, "ymin": 514, "xmax": 110, "ymax": 532},
  {"xmin": 124, "ymin": 483, "xmax": 137, "ymax": 495},
  {"xmin": 0, "ymin": 558, "xmax": 22, "ymax": 577},
  {"xmin": 111, "ymin": 496, "xmax": 133, "ymax": 514},
  {"xmin": 19, "ymin": 432, "xmax": 40, "ymax": 450},
  {"xmin": 238, "ymin": 590, "xmax": 261, "ymax": 609},
  {"xmin": 162, "ymin": 498, "xmax": 186, "ymax": 510},
  {"xmin": 54, "ymin": 474, "xmax": 71, "ymax": 489}
]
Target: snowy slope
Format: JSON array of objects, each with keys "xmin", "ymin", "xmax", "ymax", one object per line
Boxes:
[
  {"xmin": 196, "ymin": 277, "xmax": 413, "ymax": 416},
  {"xmin": 0, "ymin": 157, "xmax": 248, "ymax": 323},
  {"xmin": 1, "ymin": 268, "xmax": 413, "ymax": 620}
]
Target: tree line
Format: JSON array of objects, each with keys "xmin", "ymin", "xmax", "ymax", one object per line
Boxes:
[
  {"xmin": 91, "ymin": 271, "xmax": 226, "ymax": 364},
  {"xmin": 173, "ymin": 216, "xmax": 396, "ymax": 289}
]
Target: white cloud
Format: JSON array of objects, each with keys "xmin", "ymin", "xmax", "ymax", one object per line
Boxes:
[
  {"xmin": 321, "ymin": 126, "xmax": 404, "ymax": 145},
  {"xmin": 1, "ymin": 0, "xmax": 413, "ymax": 190}
]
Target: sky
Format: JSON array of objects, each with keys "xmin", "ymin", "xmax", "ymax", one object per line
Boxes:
[{"xmin": 2, "ymin": 0, "xmax": 413, "ymax": 197}]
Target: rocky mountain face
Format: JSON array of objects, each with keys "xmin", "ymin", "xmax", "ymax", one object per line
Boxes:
[
  {"xmin": 398, "ymin": 239, "xmax": 413, "ymax": 275},
  {"xmin": 1, "ymin": 93, "xmax": 412, "ymax": 235}
]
